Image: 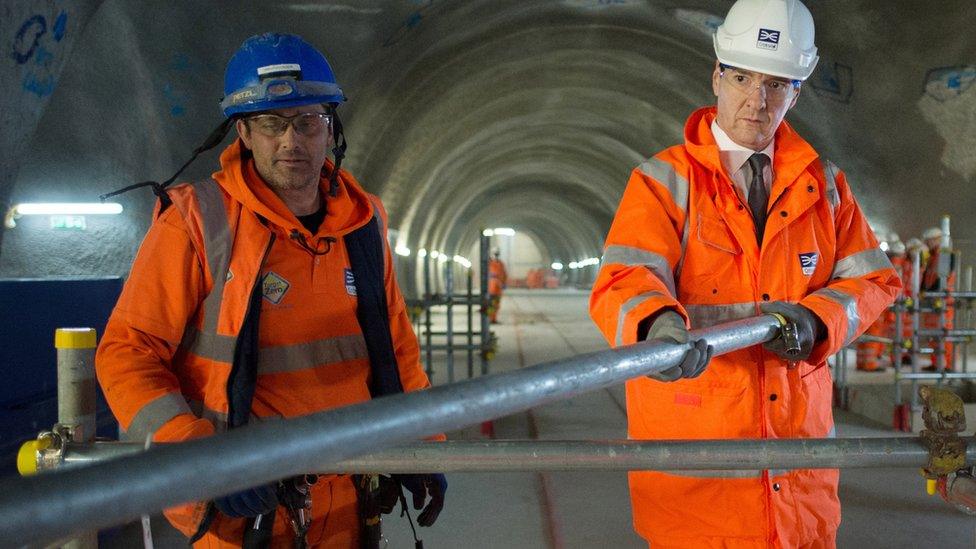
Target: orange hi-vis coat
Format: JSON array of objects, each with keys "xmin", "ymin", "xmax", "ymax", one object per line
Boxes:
[
  {"xmin": 590, "ymin": 107, "xmax": 901, "ymax": 548},
  {"xmin": 96, "ymin": 140, "xmax": 436, "ymax": 546},
  {"xmin": 488, "ymin": 258, "xmax": 508, "ymax": 296}
]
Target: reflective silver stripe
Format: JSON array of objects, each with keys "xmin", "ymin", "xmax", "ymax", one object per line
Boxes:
[
  {"xmin": 615, "ymin": 291, "xmax": 665, "ymax": 347},
  {"xmin": 813, "ymin": 287, "xmax": 860, "ymax": 344},
  {"xmin": 674, "ymin": 214, "xmax": 691, "ymax": 280},
  {"xmin": 602, "ymin": 245, "xmax": 676, "ymax": 297},
  {"xmin": 192, "ymin": 180, "xmax": 232, "ymax": 336},
  {"xmin": 769, "ymin": 469, "xmax": 791, "ymax": 478},
  {"xmin": 367, "ymin": 197, "xmax": 385, "ymax": 238},
  {"xmin": 666, "ymin": 470, "xmax": 763, "ymax": 478},
  {"xmin": 637, "ymin": 157, "xmax": 689, "ymax": 214},
  {"xmin": 202, "ymin": 408, "xmax": 228, "ymax": 433},
  {"xmin": 188, "ymin": 399, "xmax": 228, "ymax": 433},
  {"xmin": 123, "ymin": 392, "xmax": 192, "ymax": 442},
  {"xmin": 259, "ymin": 334, "xmax": 369, "ymax": 374},
  {"xmin": 820, "ymin": 159, "xmax": 840, "ymax": 212},
  {"xmin": 180, "ymin": 326, "xmax": 236, "ymax": 364},
  {"xmin": 832, "ymin": 248, "xmax": 892, "ymax": 280},
  {"xmin": 827, "ymin": 426, "xmax": 836, "ymax": 438},
  {"xmin": 685, "ymin": 302, "xmax": 757, "ymax": 329}
]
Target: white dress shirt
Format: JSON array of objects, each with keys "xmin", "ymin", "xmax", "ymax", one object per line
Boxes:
[{"xmin": 711, "ymin": 120, "xmax": 775, "ymax": 205}]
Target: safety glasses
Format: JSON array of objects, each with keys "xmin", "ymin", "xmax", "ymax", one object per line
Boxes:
[
  {"xmin": 719, "ymin": 64, "xmax": 800, "ymax": 102},
  {"xmin": 246, "ymin": 112, "xmax": 333, "ymax": 138}
]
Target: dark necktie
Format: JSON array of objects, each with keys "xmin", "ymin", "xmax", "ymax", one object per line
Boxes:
[{"xmin": 747, "ymin": 152, "xmax": 769, "ymax": 245}]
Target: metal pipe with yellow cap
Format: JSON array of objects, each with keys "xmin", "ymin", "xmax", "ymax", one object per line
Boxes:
[{"xmin": 55, "ymin": 327, "xmax": 99, "ymax": 549}]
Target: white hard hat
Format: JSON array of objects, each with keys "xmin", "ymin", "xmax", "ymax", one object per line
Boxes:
[
  {"xmin": 905, "ymin": 238, "xmax": 925, "ymax": 251},
  {"xmin": 888, "ymin": 240, "xmax": 906, "ymax": 255},
  {"xmin": 922, "ymin": 227, "xmax": 943, "ymax": 240},
  {"xmin": 713, "ymin": 0, "xmax": 819, "ymax": 81}
]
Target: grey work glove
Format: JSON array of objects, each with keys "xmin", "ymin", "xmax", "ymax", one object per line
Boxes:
[
  {"xmin": 760, "ymin": 301, "xmax": 825, "ymax": 361},
  {"xmin": 641, "ymin": 310, "xmax": 713, "ymax": 381}
]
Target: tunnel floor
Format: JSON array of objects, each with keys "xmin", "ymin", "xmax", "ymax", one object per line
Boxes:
[{"xmin": 104, "ymin": 289, "xmax": 975, "ymax": 548}]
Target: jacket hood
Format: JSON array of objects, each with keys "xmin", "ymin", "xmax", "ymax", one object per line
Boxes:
[
  {"xmin": 211, "ymin": 138, "xmax": 374, "ymax": 238},
  {"xmin": 683, "ymin": 106, "xmax": 820, "ymax": 184}
]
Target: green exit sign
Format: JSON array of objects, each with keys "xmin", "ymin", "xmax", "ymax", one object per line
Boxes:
[{"xmin": 50, "ymin": 215, "xmax": 87, "ymax": 230}]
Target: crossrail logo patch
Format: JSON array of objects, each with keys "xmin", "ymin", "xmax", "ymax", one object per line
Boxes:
[
  {"xmin": 262, "ymin": 271, "xmax": 290, "ymax": 304},
  {"xmin": 757, "ymin": 28, "xmax": 780, "ymax": 50},
  {"xmin": 799, "ymin": 252, "xmax": 818, "ymax": 276},
  {"xmin": 344, "ymin": 268, "xmax": 357, "ymax": 296}
]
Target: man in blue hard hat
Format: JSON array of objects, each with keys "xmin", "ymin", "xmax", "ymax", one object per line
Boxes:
[{"xmin": 96, "ymin": 33, "xmax": 446, "ymax": 547}]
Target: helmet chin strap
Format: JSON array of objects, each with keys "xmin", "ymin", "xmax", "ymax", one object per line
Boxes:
[
  {"xmin": 100, "ymin": 118, "xmax": 236, "ymax": 209},
  {"xmin": 326, "ymin": 107, "xmax": 347, "ymax": 198}
]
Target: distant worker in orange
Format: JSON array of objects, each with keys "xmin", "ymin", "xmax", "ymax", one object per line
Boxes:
[
  {"xmin": 920, "ymin": 226, "xmax": 956, "ymax": 370},
  {"xmin": 487, "ymin": 249, "xmax": 508, "ymax": 323},
  {"xmin": 856, "ymin": 238, "xmax": 906, "ymax": 371},
  {"xmin": 96, "ymin": 33, "xmax": 446, "ymax": 547},
  {"xmin": 589, "ymin": 1, "xmax": 900, "ymax": 547}
]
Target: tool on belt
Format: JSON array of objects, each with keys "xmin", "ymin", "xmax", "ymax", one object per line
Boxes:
[{"xmin": 354, "ymin": 474, "xmax": 425, "ymax": 549}]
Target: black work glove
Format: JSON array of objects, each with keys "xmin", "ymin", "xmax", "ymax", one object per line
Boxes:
[
  {"xmin": 760, "ymin": 301, "xmax": 825, "ymax": 361},
  {"xmin": 641, "ymin": 310, "xmax": 713, "ymax": 381},
  {"xmin": 213, "ymin": 483, "xmax": 278, "ymax": 518},
  {"xmin": 395, "ymin": 473, "xmax": 448, "ymax": 527}
]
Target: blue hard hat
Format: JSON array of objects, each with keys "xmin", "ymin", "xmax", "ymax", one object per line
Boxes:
[{"xmin": 220, "ymin": 33, "xmax": 345, "ymax": 117}]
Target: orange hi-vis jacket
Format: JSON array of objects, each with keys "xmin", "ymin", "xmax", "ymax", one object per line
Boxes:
[
  {"xmin": 488, "ymin": 258, "xmax": 507, "ymax": 296},
  {"xmin": 96, "ymin": 139, "xmax": 435, "ymax": 544},
  {"xmin": 590, "ymin": 107, "xmax": 901, "ymax": 548}
]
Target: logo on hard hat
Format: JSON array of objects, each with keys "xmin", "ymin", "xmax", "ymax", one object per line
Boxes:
[
  {"xmin": 798, "ymin": 252, "xmax": 818, "ymax": 276},
  {"xmin": 757, "ymin": 28, "xmax": 781, "ymax": 51}
]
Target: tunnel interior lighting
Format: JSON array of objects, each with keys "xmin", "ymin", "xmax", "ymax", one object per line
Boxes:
[
  {"xmin": 430, "ymin": 250, "xmax": 441, "ymax": 259},
  {"xmin": 395, "ymin": 245, "xmax": 411, "ymax": 257},
  {"xmin": 492, "ymin": 227, "xmax": 515, "ymax": 236},
  {"xmin": 14, "ymin": 202, "xmax": 124, "ymax": 216},
  {"xmin": 551, "ymin": 262, "xmax": 564, "ymax": 270},
  {"xmin": 482, "ymin": 229, "xmax": 494, "ymax": 237},
  {"xmin": 576, "ymin": 257, "xmax": 600, "ymax": 267},
  {"xmin": 879, "ymin": 241, "xmax": 889, "ymax": 252},
  {"xmin": 5, "ymin": 202, "xmax": 124, "ymax": 228},
  {"xmin": 568, "ymin": 262, "xmax": 579, "ymax": 269},
  {"xmin": 418, "ymin": 248, "xmax": 427, "ymax": 258},
  {"xmin": 453, "ymin": 255, "xmax": 472, "ymax": 269}
]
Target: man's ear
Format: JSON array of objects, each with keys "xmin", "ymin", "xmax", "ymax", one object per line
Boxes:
[
  {"xmin": 711, "ymin": 61, "xmax": 723, "ymax": 97},
  {"xmin": 787, "ymin": 84, "xmax": 802, "ymax": 110},
  {"xmin": 236, "ymin": 119, "xmax": 252, "ymax": 149}
]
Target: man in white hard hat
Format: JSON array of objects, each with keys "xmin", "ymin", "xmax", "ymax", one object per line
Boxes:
[
  {"xmin": 590, "ymin": 0, "xmax": 900, "ymax": 547},
  {"xmin": 919, "ymin": 226, "xmax": 956, "ymax": 369}
]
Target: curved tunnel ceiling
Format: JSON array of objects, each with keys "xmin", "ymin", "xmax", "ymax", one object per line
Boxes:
[{"xmin": 1, "ymin": 0, "xmax": 974, "ymax": 295}]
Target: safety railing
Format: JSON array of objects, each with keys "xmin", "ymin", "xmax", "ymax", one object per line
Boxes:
[{"xmin": 2, "ymin": 314, "xmax": 784, "ymax": 545}]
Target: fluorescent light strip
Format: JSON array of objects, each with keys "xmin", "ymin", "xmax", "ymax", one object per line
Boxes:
[{"xmin": 14, "ymin": 203, "xmax": 123, "ymax": 215}]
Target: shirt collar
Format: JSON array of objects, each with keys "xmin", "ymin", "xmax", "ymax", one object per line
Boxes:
[{"xmin": 711, "ymin": 119, "xmax": 775, "ymax": 174}]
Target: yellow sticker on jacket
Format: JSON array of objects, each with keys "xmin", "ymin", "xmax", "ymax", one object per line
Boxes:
[{"xmin": 262, "ymin": 271, "xmax": 290, "ymax": 304}]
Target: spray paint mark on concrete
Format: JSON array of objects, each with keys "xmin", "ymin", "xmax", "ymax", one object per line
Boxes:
[
  {"xmin": 918, "ymin": 66, "xmax": 976, "ymax": 179},
  {"xmin": 672, "ymin": 9, "xmax": 723, "ymax": 36},
  {"xmin": 383, "ymin": 0, "xmax": 434, "ymax": 47},
  {"xmin": 923, "ymin": 65, "xmax": 976, "ymax": 102},
  {"xmin": 53, "ymin": 11, "xmax": 68, "ymax": 42},
  {"xmin": 810, "ymin": 61, "xmax": 853, "ymax": 104},
  {"xmin": 162, "ymin": 83, "xmax": 189, "ymax": 116},
  {"xmin": 13, "ymin": 12, "xmax": 68, "ymax": 98},
  {"xmin": 11, "ymin": 15, "xmax": 47, "ymax": 64}
]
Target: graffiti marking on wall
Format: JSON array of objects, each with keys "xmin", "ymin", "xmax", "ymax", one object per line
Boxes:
[
  {"xmin": 11, "ymin": 15, "xmax": 47, "ymax": 64},
  {"xmin": 383, "ymin": 0, "xmax": 434, "ymax": 47},
  {"xmin": 923, "ymin": 65, "xmax": 976, "ymax": 102},
  {"xmin": 810, "ymin": 61, "xmax": 853, "ymax": 104},
  {"xmin": 11, "ymin": 11, "xmax": 68, "ymax": 98},
  {"xmin": 672, "ymin": 9, "xmax": 723, "ymax": 36}
]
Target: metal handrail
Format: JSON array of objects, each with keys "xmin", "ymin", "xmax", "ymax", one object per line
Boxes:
[
  {"xmin": 43, "ymin": 438, "xmax": 976, "ymax": 473},
  {"xmin": 0, "ymin": 315, "xmax": 782, "ymax": 545}
]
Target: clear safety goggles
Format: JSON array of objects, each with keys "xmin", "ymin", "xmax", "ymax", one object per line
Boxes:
[
  {"xmin": 245, "ymin": 112, "xmax": 333, "ymax": 138},
  {"xmin": 719, "ymin": 64, "xmax": 800, "ymax": 102}
]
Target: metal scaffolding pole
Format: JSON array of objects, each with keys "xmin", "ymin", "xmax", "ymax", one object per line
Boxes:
[
  {"xmin": 467, "ymin": 269, "xmax": 474, "ymax": 379},
  {"xmin": 34, "ymin": 438, "xmax": 976, "ymax": 474},
  {"xmin": 423, "ymin": 251, "xmax": 433, "ymax": 378},
  {"xmin": 0, "ymin": 314, "xmax": 783, "ymax": 545},
  {"xmin": 479, "ymin": 231, "xmax": 490, "ymax": 375},
  {"xmin": 445, "ymin": 260, "xmax": 455, "ymax": 383}
]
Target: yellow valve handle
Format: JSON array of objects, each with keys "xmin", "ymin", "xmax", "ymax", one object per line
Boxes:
[{"xmin": 926, "ymin": 478, "xmax": 937, "ymax": 496}]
